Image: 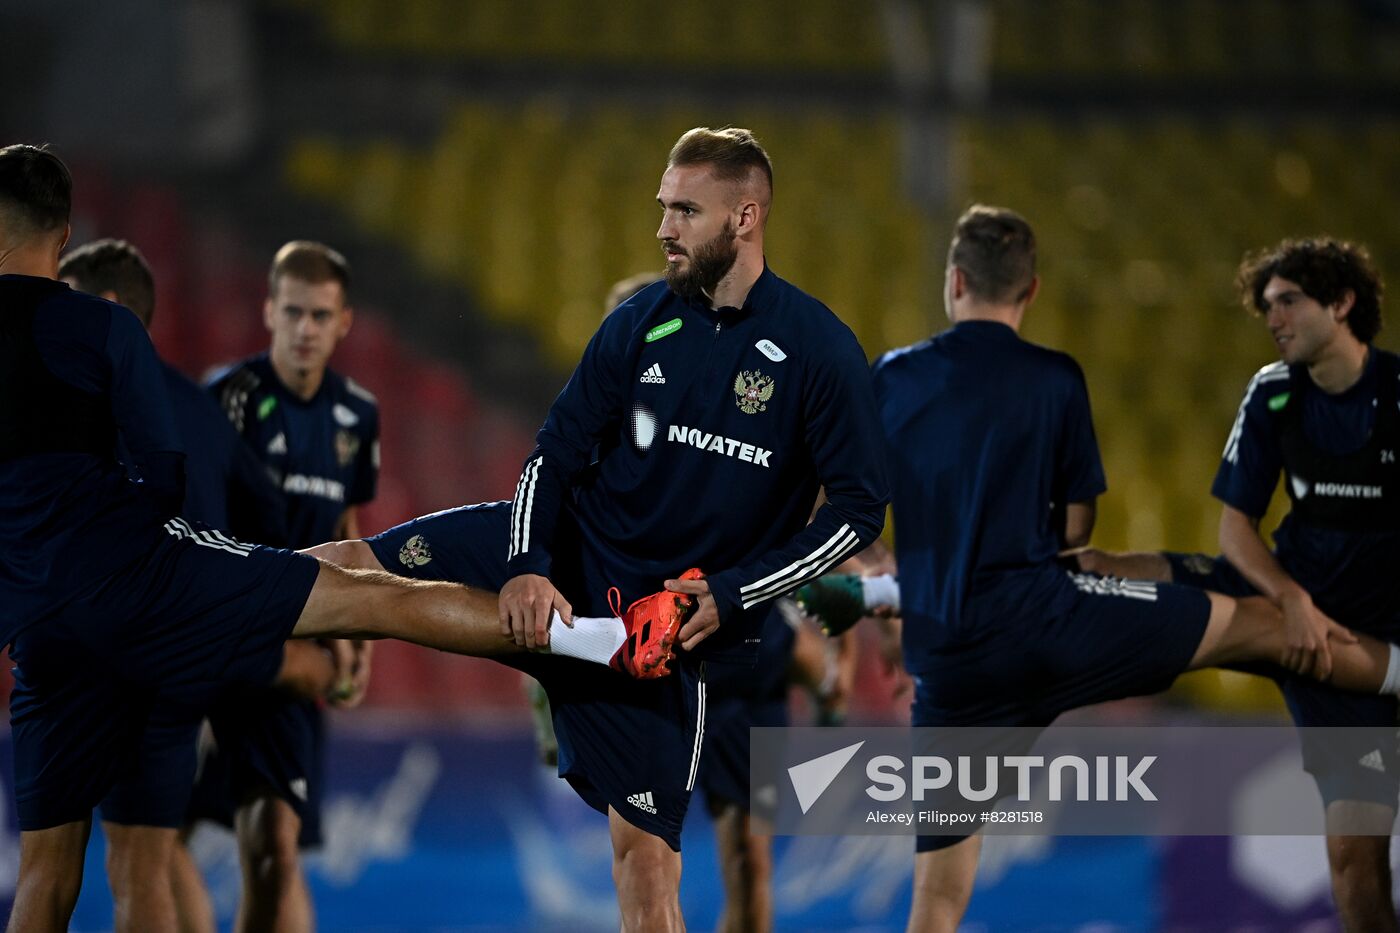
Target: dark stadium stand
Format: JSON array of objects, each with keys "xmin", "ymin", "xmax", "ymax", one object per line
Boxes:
[
  {"xmin": 272, "ymin": 0, "xmax": 889, "ymax": 72},
  {"xmin": 281, "ymin": 109, "xmax": 1400, "ymax": 561}
]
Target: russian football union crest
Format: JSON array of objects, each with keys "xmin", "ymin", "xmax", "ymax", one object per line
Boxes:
[
  {"xmin": 734, "ymin": 370, "xmax": 775, "ymax": 414},
  {"xmin": 398, "ymin": 534, "xmax": 432, "ymax": 568},
  {"xmin": 334, "ymin": 429, "xmax": 360, "ymax": 467},
  {"xmin": 1180, "ymin": 553, "xmax": 1216, "ymax": 576}
]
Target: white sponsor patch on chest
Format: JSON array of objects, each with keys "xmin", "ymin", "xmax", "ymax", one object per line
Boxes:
[
  {"xmin": 755, "ymin": 339, "xmax": 787, "ymax": 362},
  {"xmin": 333, "ymin": 403, "xmax": 360, "ymax": 427}
]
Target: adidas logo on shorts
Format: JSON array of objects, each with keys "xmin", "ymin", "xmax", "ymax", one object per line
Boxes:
[
  {"xmin": 639, "ymin": 364, "xmax": 666, "ymax": 384},
  {"xmin": 627, "ymin": 790, "xmax": 658, "ymax": 814},
  {"xmin": 1360, "ymin": 749, "xmax": 1386, "ymax": 773}
]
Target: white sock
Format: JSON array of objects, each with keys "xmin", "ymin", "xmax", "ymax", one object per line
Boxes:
[
  {"xmin": 548, "ymin": 610, "xmax": 626, "ymax": 665},
  {"xmin": 862, "ymin": 574, "xmax": 901, "ymax": 612},
  {"xmin": 1382, "ymin": 644, "xmax": 1400, "ymax": 695}
]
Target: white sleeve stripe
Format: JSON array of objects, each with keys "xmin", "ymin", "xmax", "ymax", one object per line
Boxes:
[
  {"xmin": 740, "ymin": 527, "xmax": 858, "ymax": 605},
  {"xmin": 741, "ymin": 531, "xmax": 860, "ymax": 609},
  {"xmin": 508, "ymin": 458, "xmax": 542, "ymax": 560},
  {"xmin": 741, "ymin": 524, "xmax": 853, "ymax": 596},
  {"xmin": 744, "ymin": 526, "xmax": 862, "ymax": 607},
  {"xmin": 512, "ymin": 460, "xmax": 536, "ymax": 558},
  {"xmin": 1223, "ymin": 367, "xmax": 1289, "ymax": 464},
  {"xmin": 519, "ymin": 458, "xmax": 541, "ymax": 558},
  {"xmin": 740, "ymin": 528, "xmax": 861, "ymax": 609},
  {"xmin": 509, "ymin": 468, "xmax": 525, "ymax": 558},
  {"xmin": 508, "ymin": 467, "xmax": 529, "ymax": 558}
]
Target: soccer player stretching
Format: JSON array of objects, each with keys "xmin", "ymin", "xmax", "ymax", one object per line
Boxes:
[{"xmin": 311, "ymin": 127, "xmax": 890, "ymax": 931}]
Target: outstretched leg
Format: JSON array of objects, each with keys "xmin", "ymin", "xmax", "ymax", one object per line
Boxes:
[
  {"xmin": 1070, "ymin": 548, "xmax": 1172, "ymax": 581},
  {"xmin": 1189, "ymin": 593, "xmax": 1391, "ymax": 691},
  {"xmin": 290, "ymin": 561, "xmax": 515, "ymax": 654}
]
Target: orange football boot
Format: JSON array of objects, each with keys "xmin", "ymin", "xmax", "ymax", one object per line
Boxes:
[{"xmin": 608, "ymin": 568, "xmax": 703, "ymax": 679}]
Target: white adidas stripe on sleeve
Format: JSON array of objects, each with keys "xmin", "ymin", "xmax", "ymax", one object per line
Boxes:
[{"xmin": 738, "ymin": 524, "xmax": 861, "ymax": 609}]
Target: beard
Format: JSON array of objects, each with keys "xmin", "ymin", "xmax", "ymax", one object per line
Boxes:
[{"xmin": 663, "ymin": 221, "xmax": 739, "ymax": 301}]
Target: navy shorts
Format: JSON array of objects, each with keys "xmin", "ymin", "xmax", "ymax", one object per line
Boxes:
[
  {"xmin": 366, "ymin": 501, "xmax": 708, "ymax": 851},
  {"xmin": 911, "ymin": 572, "xmax": 1210, "ymax": 851},
  {"xmin": 186, "ymin": 695, "xmax": 325, "ymax": 847},
  {"xmin": 1166, "ymin": 551, "xmax": 1400, "ymax": 807},
  {"xmin": 699, "ymin": 610, "xmax": 795, "ymax": 812},
  {"xmin": 9, "ymin": 521, "xmax": 318, "ymax": 831},
  {"xmin": 98, "ymin": 702, "xmax": 202, "ymax": 828}
]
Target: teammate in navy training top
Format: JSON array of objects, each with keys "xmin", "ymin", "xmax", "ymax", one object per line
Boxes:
[
  {"xmin": 207, "ymin": 255, "xmax": 379, "ymax": 549},
  {"xmin": 59, "ymin": 238, "xmax": 289, "ymax": 543},
  {"xmin": 55, "ymin": 237, "xmax": 349, "ymax": 933},
  {"xmin": 869, "ymin": 208, "xmax": 1400, "ymax": 932},
  {"xmin": 196, "ymin": 240, "xmax": 378, "ymax": 931},
  {"xmin": 311, "ymin": 127, "xmax": 888, "ymax": 932},
  {"xmin": 1077, "ymin": 238, "xmax": 1400, "ymax": 933},
  {"xmin": 0, "ymin": 145, "xmax": 645, "ymax": 933}
]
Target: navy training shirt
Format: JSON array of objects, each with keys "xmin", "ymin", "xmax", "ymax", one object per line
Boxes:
[
  {"xmin": 208, "ymin": 354, "xmax": 379, "ymax": 549},
  {"xmin": 505, "ymin": 266, "xmax": 889, "ymax": 660},
  {"xmin": 873, "ymin": 320, "xmax": 1106, "ymax": 674},
  {"xmin": 1213, "ymin": 350, "xmax": 1400, "ymax": 627},
  {"xmin": 160, "ymin": 362, "xmax": 288, "ymax": 545},
  {"xmin": 0, "ymin": 275, "xmax": 183, "ymax": 644}
]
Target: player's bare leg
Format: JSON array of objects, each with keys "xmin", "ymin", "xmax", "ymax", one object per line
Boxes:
[
  {"xmin": 608, "ymin": 808, "xmax": 684, "ymax": 932},
  {"xmin": 302, "ymin": 544, "xmax": 670, "ymax": 674},
  {"xmin": 230, "ymin": 795, "xmax": 309, "ymax": 933},
  {"xmin": 103, "ymin": 823, "xmax": 178, "ymax": 933},
  {"xmin": 7, "ymin": 818, "xmax": 92, "ymax": 933},
  {"xmin": 1324, "ymin": 804, "xmax": 1398, "ymax": 933},
  {"xmin": 304, "ymin": 539, "xmax": 383, "ymax": 573},
  {"xmin": 290, "ymin": 560, "xmax": 517, "ymax": 655},
  {"xmin": 907, "ymin": 835, "xmax": 981, "ymax": 933},
  {"xmin": 709, "ymin": 801, "xmax": 771, "ymax": 933},
  {"xmin": 1070, "ymin": 548, "xmax": 1172, "ymax": 582},
  {"xmin": 171, "ymin": 826, "xmax": 216, "ymax": 933},
  {"xmin": 1188, "ymin": 593, "xmax": 1392, "ymax": 689}
]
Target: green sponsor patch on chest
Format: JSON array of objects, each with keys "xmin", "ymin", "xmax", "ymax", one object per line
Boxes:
[
  {"xmin": 1268, "ymin": 391, "xmax": 1291, "ymax": 412},
  {"xmin": 645, "ymin": 318, "xmax": 683, "ymax": 343},
  {"xmin": 258, "ymin": 396, "xmax": 278, "ymax": 420}
]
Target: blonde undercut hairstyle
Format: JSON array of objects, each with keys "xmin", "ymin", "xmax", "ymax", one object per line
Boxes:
[{"xmin": 667, "ymin": 127, "xmax": 773, "ymax": 197}]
